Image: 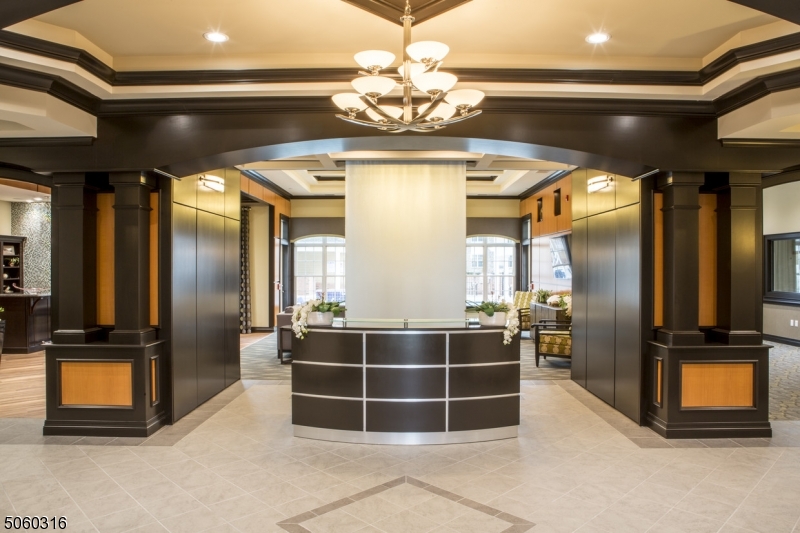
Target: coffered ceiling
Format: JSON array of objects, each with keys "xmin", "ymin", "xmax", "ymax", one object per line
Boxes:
[{"xmin": 238, "ymin": 151, "xmax": 575, "ymax": 197}]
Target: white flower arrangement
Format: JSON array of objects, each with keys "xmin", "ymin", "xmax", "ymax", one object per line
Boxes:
[
  {"xmin": 503, "ymin": 302, "xmax": 520, "ymax": 345},
  {"xmin": 291, "ymin": 299, "xmax": 319, "ymax": 340},
  {"xmin": 546, "ymin": 294, "xmax": 561, "ymax": 306},
  {"xmin": 562, "ymin": 295, "xmax": 572, "ymax": 317}
]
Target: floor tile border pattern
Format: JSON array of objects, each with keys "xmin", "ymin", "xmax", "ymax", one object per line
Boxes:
[{"xmin": 276, "ymin": 475, "xmax": 535, "ymax": 533}]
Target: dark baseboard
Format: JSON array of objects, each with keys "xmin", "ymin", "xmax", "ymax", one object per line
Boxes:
[
  {"xmin": 764, "ymin": 334, "xmax": 800, "ymax": 347},
  {"xmin": 250, "ymin": 327, "xmax": 274, "ymax": 333},
  {"xmin": 43, "ymin": 413, "xmax": 167, "ymax": 438},
  {"xmin": 646, "ymin": 414, "xmax": 773, "ymax": 439}
]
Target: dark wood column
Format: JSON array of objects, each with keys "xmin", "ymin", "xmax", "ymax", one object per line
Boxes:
[
  {"xmin": 51, "ymin": 172, "xmax": 103, "ymax": 344},
  {"xmin": 656, "ymin": 172, "xmax": 705, "ymax": 346},
  {"xmin": 108, "ymin": 172, "xmax": 156, "ymax": 345},
  {"xmin": 712, "ymin": 172, "xmax": 763, "ymax": 345}
]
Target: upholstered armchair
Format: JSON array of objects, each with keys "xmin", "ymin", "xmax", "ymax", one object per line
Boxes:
[
  {"xmin": 513, "ymin": 291, "xmax": 533, "ymax": 330},
  {"xmin": 532, "ymin": 320, "xmax": 572, "ymax": 367}
]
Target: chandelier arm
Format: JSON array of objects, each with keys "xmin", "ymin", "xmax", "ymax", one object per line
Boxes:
[
  {"xmin": 358, "ymin": 95, "xmax": 409, "ymax": 127},
  {"xmin": 407, "ymin": 90, "xmax": 447, "ymax": 127},
  {"xmin": 426, "ymin": 109, "xmax": 483, "ymax": 127},
  {"xmin": 335, "ymin": 114, "xmax": 399, "ymax": 130}
]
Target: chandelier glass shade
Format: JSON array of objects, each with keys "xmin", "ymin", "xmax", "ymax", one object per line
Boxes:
[{"xmin": 332, "ymin": 1, "xmax": 484, "ymax": 132}]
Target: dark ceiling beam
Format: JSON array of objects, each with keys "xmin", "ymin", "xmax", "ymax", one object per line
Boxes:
[
  {"xmin": 729, "ymin": 0, "xmax": 800, "ymax": 25},
  {"xmin": 0, "ymin": 0, "xmax": 81, "ymax": 29},
  {"xmin": 341, "ymin": 0, "xmax": 471, "ymax": 25}
]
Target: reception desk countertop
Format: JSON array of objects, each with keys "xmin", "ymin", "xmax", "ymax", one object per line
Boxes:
[{"xmin": 291, "ymin": 326, "xmax": 520, "ymax": 445}]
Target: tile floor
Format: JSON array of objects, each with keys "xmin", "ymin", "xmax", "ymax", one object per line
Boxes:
[{"xmin": 1, "ymin": 380, "xmax": 799, "ymax": 533}]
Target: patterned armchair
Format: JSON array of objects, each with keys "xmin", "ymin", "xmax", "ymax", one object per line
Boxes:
[
  {"xmin": 532, "ymin": 320, "xmax": 572, "ymax": 367},
  {"xmin": 513, "ymin": 291, "xmax": 533, "ymax": 330}
]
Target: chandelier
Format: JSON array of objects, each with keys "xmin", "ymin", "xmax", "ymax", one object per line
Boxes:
[{"xmin": 332, "ymin": 1, "xmax": 484, "ymax": 133}]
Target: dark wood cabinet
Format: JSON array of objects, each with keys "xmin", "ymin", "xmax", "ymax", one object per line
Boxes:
[
  {"xmin": 530, "ymin": 302, "xmax": 569, "ymax": 324},
  {"xmin": 0, "ymin": 235, "xmax": 25, "ymax": 295},
  {"xmin": 0, "ymin": 295, "xmax": 51, "ymax": 353}
]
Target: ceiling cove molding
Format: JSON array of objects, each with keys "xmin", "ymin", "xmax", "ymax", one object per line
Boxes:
[
  {"xmin": 729, "ymin": 0, "xmax": 800, "ymax": 26},
  {"xmin": 340, "ymin": 0, "xmax": 472, "ymax": 25},
  {"xmin": 0, "ymin": 163, "xmax": 52, "ymax": 186},
  {"xmin": 518, "ymin": 170, "xmax": 573, "ymax": 200},
  {"xmin": 714, "ymin": 66, "xmax": 800, "ymax": 116},
  {"xmin": 3, "ymin": 65, "xmax": 800, "ymax": 121},
  {"xmin": 0, "ymin": 137, "xmax": 93, "ymax": 147},
  {"xmin": 762, "ymin": 167, "xmax": 800, "ymax": 188},
  {"xmin": 241, "ymin": 169, "xmax": 294, "ymax": 200},
  {"xmin": 4, "ymin": 29, "xmax": 800, "ymax": 88},
  {"xmin": 0, "ymin": 0, "xmax": 81, "ymax": 29}
]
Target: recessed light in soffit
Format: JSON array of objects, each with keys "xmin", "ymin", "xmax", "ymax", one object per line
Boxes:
[
  {"xmin": 341, "ymin": 0, "xmax": 473, "ymax": 25},
  {"xmin": 586, "ymin": 32, "xmax": 611, "ymax": 44},
  {"xmin": 203, "ymin": 31, "xmax": 229, "ymax": 43}
]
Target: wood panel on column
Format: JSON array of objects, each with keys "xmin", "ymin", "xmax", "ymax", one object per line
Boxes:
[
  {"xmin": 108, "ymin": 172, "xmax": 156, "ymax": 345},
  {"xmin": 51, "ymin": 173, "xmax": 103, "ymax": 344}
]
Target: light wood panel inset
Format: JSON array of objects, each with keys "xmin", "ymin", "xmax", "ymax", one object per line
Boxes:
[
  {"xmin": 60, "ymin": 361, "xmax": 133, "ymax": 407},
  {"xmin": 656, "ymin": 358, "xmax": 663, "ymax": 405},
  {"xmin": 150, "ymin": 191, "xmax": 159, "ymax": 326},
  {"xmin": 150, "ymin": 357, "xmax": 158, "ymax": 404},
  {"xmin": 681, "ymin": 362, "xmax": 754, "ymax": 408},
  {"xmin": 97, "ymin": 193, "xmax": 115, "ymax": 325},
  {"xmin": 698, "ymin": 194, "xmax": 718, "ymax": 327},
  {"xmin": 540, "ymin": 184, "xmax": 559, "ymax": 235},
  {"xmin": 556, "ymin": 175, "xmax": 573, "ymax": 233},
  {"xmin": 654, "ymin": 192, "xmax": 664, "ymax": 328}
]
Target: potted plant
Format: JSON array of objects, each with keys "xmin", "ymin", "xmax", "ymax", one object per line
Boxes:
[
  {"xmin": 534, "ymin": 289, "xmax": 552, "ymax": 304},
  {"xmin": 292, "ymin": 299, "xmax": 346, "ymax": 338},
  {"xmin": 307, "ymin": 300, "xmax": 345, "ymax": 326},
  {"xmin": 466, "ymin": 301, "xmax": 510, "ymax": 327}
]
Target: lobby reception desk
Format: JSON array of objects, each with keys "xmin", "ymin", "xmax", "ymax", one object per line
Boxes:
[{"xmin": 292, "ymin": 325, "xmax": 520, "ymax": 445}]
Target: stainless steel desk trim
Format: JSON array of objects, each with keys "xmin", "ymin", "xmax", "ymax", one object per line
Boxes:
[{"xmin": 293, "ymin": 425, "xmax": 518, "ymax": 445}]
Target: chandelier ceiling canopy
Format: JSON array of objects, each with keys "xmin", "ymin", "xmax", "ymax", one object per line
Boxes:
[{"xmin": 332, "ymin": 1, "xmax": 484, "ymax": 133}]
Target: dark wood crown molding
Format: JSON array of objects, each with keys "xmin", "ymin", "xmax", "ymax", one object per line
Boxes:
[
  {"xmin": 729, "ymin": 0, "xmax": 800, "ymax": 26},
  {"xmin": 241, "ymin": 169, "xmax": 294, "ymax": 200},
  {"xmin": 0, "ymin": 0, "xmax": 81, "ymax": 29},
  {"xmin": 341, "ymin": 0, "xmax": 472, "ymax": 25},
  {"xmin": 0, "ymin": 137, "xmax": 93, "ymax": 147},
  {"xmin": 714, "ymin": 67, "xmax": 800, "ymax": 116},
  {"xmin": 3, "ymin": 28, "xmax": 800, "ymax": 90}
]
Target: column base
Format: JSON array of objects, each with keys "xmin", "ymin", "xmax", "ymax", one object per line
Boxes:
[
  {"xmin": 108, "ymin": 328, "xmax": 157, "ymax": 345},
  {"xmin": 646, "ymin": 413, "xmax": 772, "ymax": 439},
  {"xmin": 656, "ymin": 329, "xmax": 705, "ymax": 346},
  {"xmin": 43, "ymin": 413, "xmax": 167, "ymax": 438},
  {"xmin": 709, "ymin": 329, "xmax": 763, "ymax": 346},
  {"xmin": 52, "ymin": 327, "xmax": 103, "ymax": 344}
]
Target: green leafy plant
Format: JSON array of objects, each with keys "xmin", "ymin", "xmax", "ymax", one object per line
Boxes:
[
  {"xmin": 534, "ymin": 289, "xmax": 552, "ymax": 303},
  {"xmin": 465, "ymin": 301, "xmax": 510, "ymax": 317},
  {"xmin": 312, "ymin": 300, "xmax": 345, "ymax": 316}
]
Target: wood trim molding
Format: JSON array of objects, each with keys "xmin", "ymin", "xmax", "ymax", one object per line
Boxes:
[
  {"xmin": 762, "ymin": 168, "xmax": 800, "ymax": 188},
  {"xmin": 680, "ymin": 362, "xmax": 755, "ymax": 408},
  {"xmin": 0, "ymin": 0, "xmax": 82, "ymax": 29},
  {"xmin": 341, "ymin": 0, "xmax": 472, "ymax": 25},
  {"xmin": 96, "ymin": 192, "xmax": 115, "ymax": 326},
  {"xmin": 4, "ymin": 28, "xmax": 800, "ymax": 89}
]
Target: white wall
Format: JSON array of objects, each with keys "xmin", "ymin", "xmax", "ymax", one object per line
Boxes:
[
  {"xmin": 763, "ymin": 181, "xmax": 800, "ymax": 341},
  {"xmin": 291, "ymin": 199, "xmax": 345, "ymax": 217},
  {"xmin": 249, "ymin": 206, "xmax": 272, "ymax": 328},
  {"xmin": 764, "ymin": 181, "xmax": 800, "ymax": 236},
  {"xmin": 346, "ymin": 162, "xmax": 466, "ymax": 321},
  {"xmin": 0, "ymin": 201, "xmax": 11, "ymax": 235}
]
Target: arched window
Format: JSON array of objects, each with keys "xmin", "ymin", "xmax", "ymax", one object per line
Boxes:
[
  {"xmin": 466, "ymin": 236, "xmax": 515, "ymax": 302},
  {"xmin": 294, "ymin": 236, "xmax": 345, "ymax": 304}
]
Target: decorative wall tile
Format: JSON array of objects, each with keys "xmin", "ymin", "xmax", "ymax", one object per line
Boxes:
[{"xmin": 10, "ymin": 202, "xmax": 51, "ymax": 290}]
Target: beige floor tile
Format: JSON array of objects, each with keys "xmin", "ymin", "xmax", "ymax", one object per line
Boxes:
[
  {"xmin": 343, "ymin": 494, "xmax": 403, "ymax": 524},
  {"xmin": 303, "ymin": 508, "xmax": 369, "ymax": 533},
  {"xmin": 139, "ymin": 492, "xmax": 204, "ymax": 521},
  {"xmin": 90, "ymin": 505, "xmax": 156, "ymax": 533},
  {"xmin": 441, "ymin": 508, "xmax": 511, "ymax": 533},
  {"xmin": 160, "ymin": 507, "xmax": 227, "ymax": 533},
  {"xmin": 378, "ymin": 484, "xmax": 437, "ymax": 509}
]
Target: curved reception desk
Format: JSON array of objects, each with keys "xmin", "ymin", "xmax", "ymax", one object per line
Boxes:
[{"xmin": 292, "ymin": 326, "xmax": 520, "ymax": 445}]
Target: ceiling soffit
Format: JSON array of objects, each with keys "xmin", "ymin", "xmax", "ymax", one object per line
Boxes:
[
  {"xmin": 340, "ymin": 0, "xmax": 472, "ymax": 25},
  {"xmin": 0, "ymin": 0, "xmax": 81, "ymax": 29}
]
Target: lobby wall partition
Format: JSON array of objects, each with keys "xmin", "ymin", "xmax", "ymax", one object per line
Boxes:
[
  {"xmin": 569, "ymin": 169, "xmax": 648, "ymax": 423},
  {"xmin": 647, "ymin": 172, "xmax": 771, "ymax": 439},
  {"xmin": 169, "ymin": 169, "xmax": 241, "ymax": 421}
]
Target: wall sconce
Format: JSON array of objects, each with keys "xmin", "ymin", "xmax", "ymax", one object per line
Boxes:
[
  {"xmin": 587, "ymin": 175, "xmax": 613, "ymax": 193},
  {"xmin": 199, "ymin": 174, "xmax": 225, "ymax": 192}
]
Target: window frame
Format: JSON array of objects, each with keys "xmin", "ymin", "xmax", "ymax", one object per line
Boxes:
[
  {"xmin": 293, "ymin": 235, "xmax": 346, "ymax": 304},
  {"xmin": 764, "ymin": 231, "xmax": 800, "ymax": 306},
  {"xmin": 466, "ymin": 235, "xmax": 517, "ymax": 303}
]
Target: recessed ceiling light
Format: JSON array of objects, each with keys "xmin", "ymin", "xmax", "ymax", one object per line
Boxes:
[
  {"xmin": 203, "ymin": 32, "xmax": 229, "ymax": 43},
  {"xmin": 586, "ymin": 32, "xmax": 611, "ymax": 44}
]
